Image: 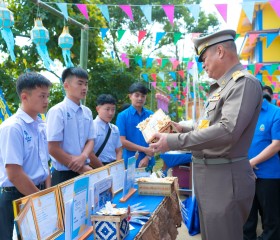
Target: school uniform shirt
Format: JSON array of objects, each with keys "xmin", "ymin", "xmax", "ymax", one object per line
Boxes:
[
  {"xmin": 116, "ymin": 105, "xmax": 155, "ymax": 167},
  {"xmin": 46, "ymin": 97, "xmax": 94, "ymax": 171},
  {"xmin": 248, "ymin": 99, "xmax": 280, "ymax": 178},
  {"xmin": 93, "ymin": 116, "xmax": 122, "ymax": 163},
  {"xmin": 0, "ymin": 108, "xmax": 49, "ymax": 187}
]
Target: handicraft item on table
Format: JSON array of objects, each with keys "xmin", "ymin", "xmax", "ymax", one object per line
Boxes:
[{"xmin": 137, "ymin": 108, "xmax": 178, "ymax": 143}]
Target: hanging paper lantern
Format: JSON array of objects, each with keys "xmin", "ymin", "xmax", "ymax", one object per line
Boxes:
[
  {"xmin": 0, "ymin": 2, "xmax": 15, "ymax": 61},
  {"xmin": 30, "ymin": 18, "xmax": 54, "ymax": 70},
  {"xmin": 58, "ymin": 26, "xmax": 74, "ymax": 68}
]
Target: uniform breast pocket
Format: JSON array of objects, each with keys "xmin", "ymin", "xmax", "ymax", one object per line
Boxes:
[{"xmin": 207, "ymin": 101, "xmax": 217, "ymax": 113}]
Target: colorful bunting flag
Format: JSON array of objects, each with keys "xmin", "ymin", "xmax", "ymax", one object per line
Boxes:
[
  {"xmin": 270, "ymin": 0, "xmax": 280, "ymax": 18},
  {"xmin": 173, "ymin": 32, "xmax": 182, "ymax": 45},
  {"xmin": 97, "ymin": 5, "xmax": 110, "ymax": 23},
  {"xmin": 162, "ymin": 5, "xmax": 175, "ymax": 26},
  {"xmin": 146, "ymin": 58, "xmax": 153, "ymax": 68},
  {"xmin": 138, "ymin": 30, "xmax": 147, "ymax": 43},
  {"xmin": 119, "ymin": 5, "xmax": 134, "ymax": 21},
  {"xmin": 266, "ymin": 32, "xmax": 279, "ymax": 48},
  {"xmin": 56, "ymin": 3, "xmax": 68, "ymax": 20},
  {"xmin": 161, "ymin": 59, "xmax": 169, "ymax": 69},
  {"xmin": 178, "ymin": 70, "xmax": 185, "ymax": 79},
  {"xmin": 76, "ymin": 4, "xmax": 89, "ymax": 21},
  {"xmin": 121, "ymin": 53, "xmax": 129, "ymax": 67},
  {"xmin": 117, "ymin": 29, "xmax": 126, "ymax": 41},
  {"xmin": 151, "ymin": 73, "xmax": 157, "ymax": 81},
  {"xmin": 158, "ymin": 72, "xmax": 165, "ymax": 81},
  {"xmin": 169, "ymin": 72, "xmax": 176, "ymax": 80},
  {"xmin": 214, "ymin": 4, "xmax": 227, "ymax": 22},
  {"xmin": 241, "ymin": 2, "xmax": 255, "ymax": 23},
  {"xmin": 155, "ymin": 32, "xmax": 166, "ymax": 45},
  {"xmin": 0, "ymin": 87, "xmax": 11, "ymax": 124},
  {"xmin": 100, "ymin": 28, "xmax": 109, "ymax": 40},
  {"xmin": 186, "ymin": 4, "xmax": 200, "ymax": 22},
  {"xmin": 141, "ymin": 73, "xmax": 149, "ymax": 82},
  {"xmin": 140, "ymin": 5, "xmax": 152, "ymax": 24}
]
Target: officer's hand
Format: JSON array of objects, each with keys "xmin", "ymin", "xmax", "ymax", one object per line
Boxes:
[
  {"xmin": 143, "ymin": 147, "xmax": 154, "ymax": 157},
  {"xmin": 138, "ymin": 156, "xmax": 149, "ymax": 168},
  {"xmin": 149, "ymin": 133, "xmax": 170, "ymax": 153}
]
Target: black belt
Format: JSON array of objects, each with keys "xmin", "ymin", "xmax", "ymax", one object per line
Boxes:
[{"xmin": 1, "ymin": 183, "xmax": 45, "ymax": 193}]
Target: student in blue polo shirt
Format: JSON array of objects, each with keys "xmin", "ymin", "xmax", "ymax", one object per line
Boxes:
[
  {"xmin": 116, "ymin": 82, "xmax": 154, "ymax": 168},
  {"xmin": 89, "ymin": 94, "xmax": 122, "ymax": 167},
  {"xmin": 0, "ymin": 72, "xmax": 52, "ymax": 240},
  {"xmin": 46, "ymin": 67, "xmax": 94, "ymax": 185},
  {"xmin": 243, "ymin": 87, "xmax": 280, "ymax": 240}
]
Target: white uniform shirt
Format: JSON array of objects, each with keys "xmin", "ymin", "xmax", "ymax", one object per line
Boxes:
[
  {"xmin": 0, "ymin": 108, "xmax": 49, "ymax": 187},
  {"xmin": 93, "ymin": 116, "xmax": 122, "ymax": 163},
  {"xmin": 46, "ymin": 97, "xmax": 94, "ymax": 170}
]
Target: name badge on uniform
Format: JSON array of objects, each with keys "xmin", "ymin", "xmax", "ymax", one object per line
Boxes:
[{"xmin": 198, "ymin": 119, "xmax": 210, "ymax": 129}]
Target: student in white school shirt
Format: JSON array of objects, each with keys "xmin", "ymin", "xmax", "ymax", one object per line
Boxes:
[
  {"xmin": 89, "ymin": 94, "xmax": 122, "ymax": 167},
  {"xmin": 0, "ymin": 72, "xmax": 52, "ymax": 240},
  {"xmin": 46, "ymin": 67, "xmax": 94, "ymax": 185}
]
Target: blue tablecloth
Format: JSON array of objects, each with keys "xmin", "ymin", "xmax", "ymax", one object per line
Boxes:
[
  {"xmin": 160, "ymin": 152, "xmax": 192, "ymax": 168},
  {"xmin": 56, "ymin": 186, "xmax": 165, "ymax": 240}
]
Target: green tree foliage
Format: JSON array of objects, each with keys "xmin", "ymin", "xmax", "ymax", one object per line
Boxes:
[{"xmin": 0, "ymin": 0, "xmax": 218, "ymax": 121}]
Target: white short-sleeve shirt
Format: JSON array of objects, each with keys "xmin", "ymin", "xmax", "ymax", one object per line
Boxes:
[
  {"xmin": 46, "ymin": 97, "xmax": 94, "ymax": 170},
  {"xmin": 93, "ymin": 116, "xmax": 122, "ymax": 163},
  {"xmin": 0, "ymin": 108, "xmax": 49, "ymax": 187}
]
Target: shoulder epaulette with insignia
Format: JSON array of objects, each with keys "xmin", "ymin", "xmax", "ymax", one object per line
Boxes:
[{"xmin": 232, "ymin": 71, "xmax": 245, "ymax": 81}]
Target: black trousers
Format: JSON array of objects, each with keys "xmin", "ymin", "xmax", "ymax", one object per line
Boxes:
[
  {"xmin": 51, "ymin": 169, "xmax": 79, "ymax": 186},
  {"xmin": 0, "ymin": 189, "xmax": 24, "ymax": 240},
  {"xmin": 243, "ymin": 178, "xmax": 280, "ymax": 240}
]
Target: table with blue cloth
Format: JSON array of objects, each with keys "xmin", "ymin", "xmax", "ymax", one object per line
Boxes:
[
  {"xmin": 56, "ymin": 187, "xmax": 182, "ymax": 239},
  {"xmin": 160, "ymin": 151, "xmax": 192, "ymax": 169}
]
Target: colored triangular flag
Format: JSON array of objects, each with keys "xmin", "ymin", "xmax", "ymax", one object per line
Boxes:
[
  {"xmin": 188, "ymin": 61, "xmax": 194, "ymax": 70},
  {"xmin": 186, "ymin": 4, "xmax": 200, "ymax": 22},
  {"xmin": 97, "ymin": 5, "xmax": 110, "ymax": 23},
  {"xmin": 247, "ymin": 64, "xmax": 255, "ymax": 75},
  {"xmin": 146, "ymin": 58, "xmax": 154, "ymax": 68},
  {"xmin": 241, "ymin": 2, "xmax": 255, "ymax": 23},
  {"xmin": 178, "ymin": 70, "xmax": 185, "ymax": 79},
  {"xmin": 141, "ymin": 73, "xmax": 149, "ymax": 82},
  {"xmin": 151, "ymin": 82, "xmax": 157, "ymax": 88},
  {"xmin": 117, "ymin": 29, "xmax": 126, "ymax": 42},
  {"xmin": 235, "ymin": 33, "xmax": 241, "ymax": 40},
  {"xmin": 119, "ymin": 5, "xmax": 134, "ymax": 21},
  {"xmin": 155, "ymin": 32, "xmax": 166, "ymax": 45},
  {"xmin": 151, "ymin": 73, "xmax": 157, "ymax": 81},
  {"xmin": 214, "ymin": 4, "xmax": 227, "ymax": 22},
  {"xmin": 161, "ymin": 58, "xmax": 169, "ymax": 69},
  {"xmin": 76, "ymin": 4, "xmax": 89, "ymax": 21},
  {"xmin": 266, "ymin": 32, "xmax": 279, "ymax": 48},
  {"xmin": 100, "ymin": 28, "xmax": 109, "ymax": 40},
  {"xmin": 182, "ymin": 57, "xmax": 190, "ymax": 63},
  {"xmin": 162, "ymin": 5, "xmax": 174, "ymax": 26},
  {"xmin": 270, "ymin": 0, "xmax": 280, "ymax": 18},
  {"xmin": 158, "ymin": 72, "xmax": 165, "ymax": 81},
  {"xmin": 140, "ymin": 5, "xmax": 152, "ymax": 24},
  {"xmin": 169, "ymin": 72, "xmax": 176, "ymax": 80},
  {"xmin": 255, "ymin": 63, "xmax": 263, "ymax": 75},
  {"xmin": 134, "ymin": 55, "xmax": 142, "ymax": 68},
  {"xmin": 174, "ymin": 32, "xmax": 182, "ymax": 45},
  {"xmin": 56, "ymin": 3, "xmax": 68, "ymax": 20},
  {"xmin": 138, "ymin": 30, "xmax": 147, "ymax": 43},
  {"xmin": 248, "ymin": 33, "xmax": 259, "ymax": 45},
  {"xmin": 171, "ymin": 60, "xmax": 180, "ymax": 70},
  {"xmin": 121, "ymin": 53, "xmax": 129, "ymax": 67},
  {"xmin": 156, "ymin": 58, "xmax": 162, "ymax": 66}
]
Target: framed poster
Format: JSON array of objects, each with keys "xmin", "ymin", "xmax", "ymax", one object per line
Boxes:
[
  {"xmin": 13, "ymin": 186, "xmax": 64, "ymax": 240},
  {"xmin": 108, "ymin": 160, "xmax": 125, "ymax": 194},
  {"xmin": 71, "ymin": 175, "xmax": 90, "ymax": 240},
  {"xmin": 14, "ymin": 198, "xmax": 38, "ymax": 240}
]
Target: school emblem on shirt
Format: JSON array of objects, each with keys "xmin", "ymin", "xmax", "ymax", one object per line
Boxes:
[
  {"xmin": 259, "ymin": 124, "xmax": 265, "ymax": 131},
  {"xmin": 23, "ymin": 130, "xmax": 32, "ymax": 142},
  {"xmin": 67, "ymin": 112, "xmax": 72, "ymax": 120}
]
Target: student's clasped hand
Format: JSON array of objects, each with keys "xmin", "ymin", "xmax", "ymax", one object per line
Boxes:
[
  {"xmin": 68, "ymin": 155, "xmax": 87, "ymax": 172},
  {"xmin": 149, "ymin": 133, "xmax": 170, "ymax": 153}
]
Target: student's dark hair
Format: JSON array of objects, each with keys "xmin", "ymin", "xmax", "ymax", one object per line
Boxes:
[
  {"xmin": 16, "ymin": 72, "xmax": 52, "ymax": 97},
  {"xmin": 262, "ymin": 85, "xmax": 273, "ymax": 96},
  {"xmin": 61, "ymin": 67, "xmax": 88, "ymax": 83},
  {"xmin": 128, "ymin": 82, "xmax": 150, "ymax": 95},
  {"xmin": 96, "ymin": 94, "xmax": 116, "ymax": 106},
  {"xmin": 263, "ymin": 93, "xmax": 272, "ymax": 102}
]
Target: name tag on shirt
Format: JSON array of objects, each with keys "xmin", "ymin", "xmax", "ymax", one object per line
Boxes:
[{"xmin": 198, "ymin": 119, "xmax": 210, "ymax": 129}]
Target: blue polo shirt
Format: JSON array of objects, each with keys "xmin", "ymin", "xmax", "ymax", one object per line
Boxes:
[
  {"xmin": 116, "ymin": 105, "xmax": 155, "ymax": 168},
  {"xmin": 248, "ymin": 99, "xmax": 280, "ymax": 178}
]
